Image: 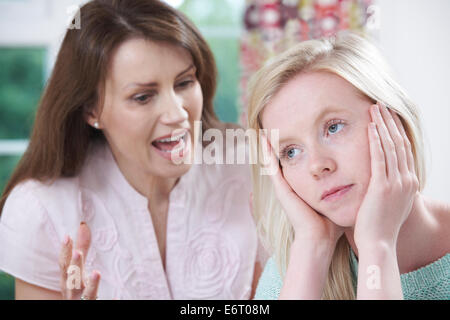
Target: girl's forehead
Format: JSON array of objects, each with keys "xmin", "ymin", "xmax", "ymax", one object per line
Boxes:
[{"xmin": 263, "ymin": 71, "xmax": 369, "ymax": 116}]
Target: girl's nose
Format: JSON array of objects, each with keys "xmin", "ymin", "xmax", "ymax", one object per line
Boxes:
[{"xmin": 309, "ymin": 149, "xmax": 337, "ymax": 179}]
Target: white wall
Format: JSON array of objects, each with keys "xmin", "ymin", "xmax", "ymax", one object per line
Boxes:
[
  {"xmin": 376, "ymin": 0, "xmax": 450, "ymax": 202},
  {"xmin": 0, "ymin": 0, "xmax": 89, "ymax": 76},
  {"xmin": 0, "ymin": 0, "xmax": 448, "ymax": 202}
]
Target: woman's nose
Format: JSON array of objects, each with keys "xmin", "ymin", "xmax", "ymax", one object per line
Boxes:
[
  {"xmin": 309, "ymin": 149, "xmax": 337, "ymax": 179},
  {"xmin": 160, "ymin": 91, "xmax": 189, "ymax": 124}
]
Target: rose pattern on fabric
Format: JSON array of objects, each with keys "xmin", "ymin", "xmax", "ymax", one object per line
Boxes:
[{"xmin": 181, "ymin": 229, "xmax": 240, "ymax": 299}]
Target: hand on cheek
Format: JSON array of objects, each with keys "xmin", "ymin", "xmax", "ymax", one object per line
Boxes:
[
  {"xmin": 353, "ymin": 102, "xmax": 419, "ymax": 250},
  {"xmin": 261, "ymin": 133, "xmax": 344, "ymax": 246},
  {"xmin": 261, "ymin": 133, "xmax": 345, "ymax": 299}
]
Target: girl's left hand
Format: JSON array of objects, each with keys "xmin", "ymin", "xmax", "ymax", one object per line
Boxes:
[{"xmin": 354, "ymin": 102, "xmax": 419, "ymax": 250}]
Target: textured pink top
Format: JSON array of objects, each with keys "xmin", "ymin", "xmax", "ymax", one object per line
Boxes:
[{"xmin": 0, "ymin": 141, "xmax": 258, "ymax": 299}]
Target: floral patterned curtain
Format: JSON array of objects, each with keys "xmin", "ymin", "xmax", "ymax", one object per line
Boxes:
[{"xmin": 239, "ymin": 0, "xmax": 375, "ymax": 126}]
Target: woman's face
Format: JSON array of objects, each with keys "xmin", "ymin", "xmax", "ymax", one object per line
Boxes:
[
  {"xmin": 261, "ymin": 71, "xmax": 374, "ymax": 227},
  {"xmin": 89, "ymin": 38, "xmax": 203, "ymax": 180}
]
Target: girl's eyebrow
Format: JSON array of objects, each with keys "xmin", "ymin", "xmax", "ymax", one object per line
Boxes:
[
  {"xmin": 278, "ymin": 106, "xmax": 348, "ymax": 146},
  {"xmin": 312, "ymin": 106, "xmax": 347, "ymax": 127},
  {"xmin": 123, "ymin": 64, "xmax": 195, "ymax": 90}
]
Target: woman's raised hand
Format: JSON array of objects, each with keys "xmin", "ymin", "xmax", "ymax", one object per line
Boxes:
[
  {"xmin": 58, "ymin": 222, "xmax": 101, "ymax": 300},
  {"xmin": 354, "ymin": 102, "xmax": 419, "ymax": 250}
]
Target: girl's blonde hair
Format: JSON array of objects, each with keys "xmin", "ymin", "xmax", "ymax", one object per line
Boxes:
[{"xmin": 247, "ymin": 31, "xmax": 426, "ymax": 300}]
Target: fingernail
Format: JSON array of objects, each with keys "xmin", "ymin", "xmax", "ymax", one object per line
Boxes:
[
  {"xmin": 73, "ymin": 250, "xmax": 80, "ymax": 260},
  {"xmin": 91, "ymin": 270, "xmax": 100, "ymax": 281},
  {"xmin": 63, "ymin": 235, "xmax": 70, "ymax": 245}
]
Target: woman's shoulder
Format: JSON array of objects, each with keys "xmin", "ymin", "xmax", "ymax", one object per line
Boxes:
[
  {"xmin": 4, "ymin": 143, "xmax": 111, "ymax": 214},
  {"xmin": 7, "ymin": 176, "xmax": 79, "ymax": 204},
  {"xmin": 1, "ymin": 177, "xmax": 80, "ymax": 225}
]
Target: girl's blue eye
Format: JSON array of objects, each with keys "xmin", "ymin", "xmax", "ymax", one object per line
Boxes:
[
  {"xmin": 286, "ymin": 148, "xmax": 301, "ymax": 159},
  {"xmin": 328, "ymin": 122, "xmax": 344, "ymax": 135}
]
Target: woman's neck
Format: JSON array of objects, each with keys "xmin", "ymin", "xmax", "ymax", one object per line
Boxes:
[
  {"xmin": 111, "ymin": 150, "xmax": 180, "ymax": 202},
  {"xmin": 345, "ymin": 193, "xmax": 441, "ymax": 274},
  {"xmin": 126, "ymin": 167, "xmax": 179, "ymax": 201}
]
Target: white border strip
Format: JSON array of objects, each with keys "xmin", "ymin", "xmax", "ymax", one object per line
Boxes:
[{"xmin": 0, "ymin": 140, "xmax": 28, "ymax": 156}]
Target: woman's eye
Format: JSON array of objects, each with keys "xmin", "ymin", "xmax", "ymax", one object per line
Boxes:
[
  {"xmin": 176, "ymin": 80, "xmax": 194, "ymax": 88},
  {"xmin": 133, "ymin": 94, "xmax": 154, "ymax": 104},
  {"xmin": 327, "ymin": 122, "xmax": 344, "ymax": 135}
]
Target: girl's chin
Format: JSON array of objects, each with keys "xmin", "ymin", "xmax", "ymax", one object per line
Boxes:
[{"xmin": 322, "ymin": 209, "xmax": 357, "ymax": 228}]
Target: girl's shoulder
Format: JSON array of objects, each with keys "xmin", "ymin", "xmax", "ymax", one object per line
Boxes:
[
  {"xmin": 424, "ymin": 196, "xmax": 450, "ymax": 260},
  {"xmin": 254, "ymin": 256, "xmax": 282, "ymax": 300}
]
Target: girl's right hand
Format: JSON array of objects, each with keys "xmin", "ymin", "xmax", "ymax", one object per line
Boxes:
[
  {"xmin": 58, "ymin": 222, "xmax": 101, "ymax": 300},
  {"xmin": 261, "ymin": 133, "xmax": 343, "ymax": 299},
  {"xmin": 260, "ymin": 133, "xmax": 344, "ymax": 247}
]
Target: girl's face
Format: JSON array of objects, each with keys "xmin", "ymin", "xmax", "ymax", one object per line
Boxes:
[
  {"xmin": 261, "ymin": 71, "xmax": 374, "ymax": 227},
  {"xmin": 89, "ymin": 38, "xmax": 203, "ymax": 180}
]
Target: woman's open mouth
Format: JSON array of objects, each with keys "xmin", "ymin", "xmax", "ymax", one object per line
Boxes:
[{"xmin": 151, "ymin": 130, "xmax": 190, "ymax": 161}]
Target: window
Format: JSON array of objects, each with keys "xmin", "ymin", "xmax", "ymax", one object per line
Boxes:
[{"xmin": 178, "ymin": 0, "xmax": 244, "ymax": 123}]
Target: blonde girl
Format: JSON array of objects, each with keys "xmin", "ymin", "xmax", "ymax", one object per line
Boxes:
[{"xmin": 248, "ymin": 32, "xmax": 450, "ymax": 299}]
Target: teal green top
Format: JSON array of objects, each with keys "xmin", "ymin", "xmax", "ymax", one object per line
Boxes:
[{"xmin": 254, "ymin": 251, "xmax": 450, "ymax": 300}]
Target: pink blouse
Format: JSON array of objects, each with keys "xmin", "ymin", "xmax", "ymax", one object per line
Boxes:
[{"xmin": 0, "ymin": 141, "xmax": 258, "ymax": 299}]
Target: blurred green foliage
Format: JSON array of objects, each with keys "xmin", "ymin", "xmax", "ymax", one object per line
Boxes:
[
  {"xmin": 0, "ymin": 155, "xmax": 21, "ymax": 194},
  {"xmin": 0, "ymin": 47, "xmax": 45, "ymax": 300},
  {"xmin": 179, "ymin": 0, "xmax": 242, "ymax": 124},
  {"xmin": 0, "ymin": 47, "xmax": 45, "ymax": 139},
  {"xmin": 0, "ymin": 272, "xmax": 14, "ymax": 300},
  {"xmin": 206, "ymin": 36, "xmax": 240, "ymax": 123}
]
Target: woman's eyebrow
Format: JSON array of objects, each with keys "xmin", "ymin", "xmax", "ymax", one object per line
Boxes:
[
  {"xmin": 123, "ymin": 64, "xmax": 195, "ymax": 90},
  {"xmin": 175, "ymin": 64, "xmax": 195, "ymax": 79}
]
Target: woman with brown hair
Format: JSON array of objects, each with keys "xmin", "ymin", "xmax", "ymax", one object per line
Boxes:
[{"xmin": 0, "ymin": 0, "xmax": 261, "ymax": 300}]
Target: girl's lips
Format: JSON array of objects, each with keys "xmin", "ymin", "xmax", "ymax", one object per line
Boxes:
[{"xmin": 321, "ymin": 184, "xmax": 354, "ymax": 202}]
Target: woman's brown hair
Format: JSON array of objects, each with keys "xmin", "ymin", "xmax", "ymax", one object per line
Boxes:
[{"xmin": 0, "ymin": 0, "xmax": 220, "ymax": 212}]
